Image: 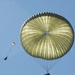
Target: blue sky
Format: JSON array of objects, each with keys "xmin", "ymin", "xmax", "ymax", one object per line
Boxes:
[{"xmin": 0, "ymin": 0, "xmax": 75, "ymax": 75}]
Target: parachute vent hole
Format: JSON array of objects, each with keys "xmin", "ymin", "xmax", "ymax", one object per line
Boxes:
[{"xmin": 44, "ymin": 31, "xmax": 49, "ymax": 35}]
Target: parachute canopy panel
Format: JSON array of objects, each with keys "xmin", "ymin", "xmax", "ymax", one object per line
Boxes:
[{"xmin": 20, "ymin": 12, "xmax": 74, "ymax": 60}]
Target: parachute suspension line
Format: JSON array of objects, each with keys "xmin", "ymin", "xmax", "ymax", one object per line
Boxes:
[
  {"xmin": 47, "ymin": 60, "xmax": 52, "ymax": 72},
  {"xmin": 34, "ymin": 58, "xmax": 59, "ymax": 73},
  {"xmin": 43, "ymin": 60, "xmax": 50, "ymax": 72},
  {"xmin": 6, "ymin": 45, "xmax": 13, "ymax": 57},
  {"xmin": 33, "ymin": 58, "xmax": 58, "ymax": 73},
  {"xmin": 43, "ymin": 60, "xmax": 53, "ymax": 72},
  {"xmin": 47, "ymin": 59, "xmax": 59, "ymax": 72},
  {"xmin": 46, "ymin": 60, "xmax": 50, "ymax": 72},
  {"xmin": 44, "ymin": 60, "xmax": 49, "ymax": 72},
  {"xmin": 34, "ymin": 58, "xmax": 47, "ymax": 71}
]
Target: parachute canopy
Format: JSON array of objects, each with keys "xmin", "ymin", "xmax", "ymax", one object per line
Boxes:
[
  {"xmin": 11, "ymin": 42, "xmax": 16, "ymax": 46},
  {"xmin": 20, "ymin": 12, "xmax": 74, "ymax": 60}
]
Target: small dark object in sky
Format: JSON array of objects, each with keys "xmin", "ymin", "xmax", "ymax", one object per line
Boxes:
[
  {"xmin": 4, "ymin": 57, "xmax": 8, "ymax": 60},
  {"xmin": 45, "ymin": 73, "xmax": 50, "ymax": 75}
]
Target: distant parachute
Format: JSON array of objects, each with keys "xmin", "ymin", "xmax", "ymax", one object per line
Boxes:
[
  {"xmin": 20, "ymin": 12, "xmax": 74, "ymax": 72},
  {"xmin": 4, "ymin": 42, "xmax": 16, "ymax": 60},
  {"xmin": 12, "ymin": 42, "xmax": 16, "ymax": 46}
]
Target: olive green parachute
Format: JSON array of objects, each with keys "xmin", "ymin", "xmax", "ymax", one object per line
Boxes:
[{"xmin": 20, "ymin": 12, "xmax": 74, "ymax": 60}]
